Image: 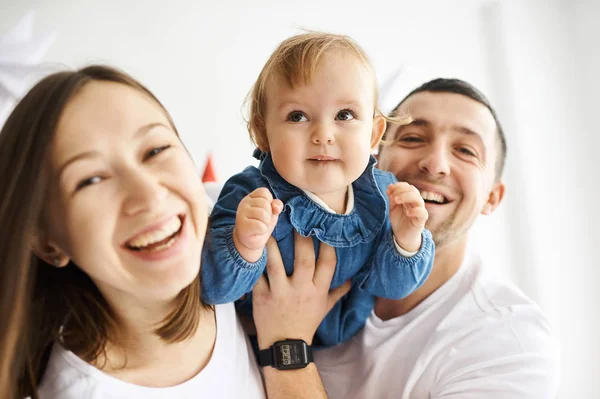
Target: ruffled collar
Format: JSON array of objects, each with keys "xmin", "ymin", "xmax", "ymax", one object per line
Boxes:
[{"xmin": 255, "ymin": 151, "xmax": 388, "ymax": 247}]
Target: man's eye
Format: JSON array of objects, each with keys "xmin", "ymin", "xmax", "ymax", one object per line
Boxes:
[
  {"xmin": 76, "ymin": 176, "xmax": 102, "ymax": 191},
  {"xmin": 144, "ymin": 145, "xmax": 171, "ymax": 161},
  {"xmin": 336, "ymin": 109, "xmax": 356, "ymax": 121},
  {"xmin": 458, "ymin": 147, "xmax": 476, "ymax": 156},
  {"xmin": 400, "ymin": 136, "xmax": 423, "ymax": 143},
  {"xmin": 287, "ymin": 111, "xmax": 308, "ymax": 123}
]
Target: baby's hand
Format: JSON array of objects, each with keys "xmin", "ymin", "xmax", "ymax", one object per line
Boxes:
[
  {"xmin": 387, "ymin": 182, "xmax": 428, "ymax": 253},
  {"xmin": 233, "ymin": 188, "xmax": 283, "ymax": 263}
]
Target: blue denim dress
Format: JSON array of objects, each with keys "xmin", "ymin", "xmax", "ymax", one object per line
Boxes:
[{"xmin": 201, "ymin": 152, "xmax": 434, "ymax": 348}]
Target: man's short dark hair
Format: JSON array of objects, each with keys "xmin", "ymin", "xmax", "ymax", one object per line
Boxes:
[{"xmin": 386, "ymin": 78, "xmax": 507, "ymax": 180}]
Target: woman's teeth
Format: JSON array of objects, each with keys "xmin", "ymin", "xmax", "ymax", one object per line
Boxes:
[
  {"xmin": 127, "ymin": 216, "xmax": 182, "ymax": 251},
  {"xmin": 420, "ymin": 191, "xmax": 446, "ymax": 204}
]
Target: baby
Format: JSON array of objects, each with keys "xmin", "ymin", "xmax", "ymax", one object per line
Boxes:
[{"xmin": 202, "ymin": 32, "xmax": 435, "ymax": 348}]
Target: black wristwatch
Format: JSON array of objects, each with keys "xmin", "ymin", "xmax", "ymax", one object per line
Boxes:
[{"xmin": 258, "ymin": 339, "xmax": 314, "ymax": 370}]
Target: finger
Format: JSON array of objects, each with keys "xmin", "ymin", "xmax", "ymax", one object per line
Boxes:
[
  {"xmin": 248, "ymin": 187, "xmax": 274, "ymax": 201},
  {"xmin": 405, "ymin": 206, "xmax": 428, "ymax": 220},
  {"xmin": 387, "ymin": 182, "xmax": 411, "ymax": 196},
  {"xmin": 313, "ymin": 241, "xmax": 337, "ymax": 288},
  {"xmin": 293, "ymin": 231, "xmax": 316, "ymax": 283},
  {"xmin": 244, "ymin": 207, "xmax": 273, "ymax": 224},
  {"xmin": 253, "ymin": 274, "xmax": 269, "ymax": 296},
  {"xmin": 271, "ymin": 199, "xmax": 284, "ymax": 215},
  {"xmin": 246, "ymin": 197, "xmax": 274, "ymax": 211},
  {"xmin": 326, "ymin": 280, "xmax": 351, "ymax": 313},
  {"xmin": 265, "ymin": 236, "xmax": 287, "ymax": 287},
  {"xmin": 392, "ymin": 190, "xmax": 425, "ymax": 207}
]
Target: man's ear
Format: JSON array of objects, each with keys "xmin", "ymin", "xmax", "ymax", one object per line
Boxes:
[
  {"xmin": 32, "ymin": 229, "xmax": 70, "ymax": 267},
  {"xmin": 481, "ymin": 180, "xmax": 506, "ymax": 215},
  {"xmin": 370, "ymin": 115, "xmax": 387, "ymax": 151}
]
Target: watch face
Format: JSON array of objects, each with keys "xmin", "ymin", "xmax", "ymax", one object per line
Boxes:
[{"xmin": 274, "ymin": 340, "xmax": 309, "ymax": 370}]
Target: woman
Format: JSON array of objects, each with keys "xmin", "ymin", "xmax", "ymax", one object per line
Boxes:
[{"xmin": 0, "ymin": 65, "xmax": 346, "ymax": 398}]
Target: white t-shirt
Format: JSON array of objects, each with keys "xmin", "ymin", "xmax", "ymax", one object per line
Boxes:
[
  {"xmin": 314, "ymin": 252, "xmax": 561, "ymax": 399},
  {"xmin": 38, "ymin": 303, "xmax": 266, "ymax": 399}
]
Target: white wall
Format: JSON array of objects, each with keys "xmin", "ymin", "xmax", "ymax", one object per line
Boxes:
[
  {"xmin": 1, "ymin": 0, "xmax": 513, "ymax": 277},
  {"xmin": 484, "ymin": 0, "xmax": 600, "ymax": 396},
  {"xmin": 2, "ymin": 0, "xmax": 596, "ymax": 395},
  {"xmin": 0, "ymin": 0, "xmax": 493, "ymax": 176}
]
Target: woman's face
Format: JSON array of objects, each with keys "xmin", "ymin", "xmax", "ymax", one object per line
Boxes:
[{"xmin": 42, "ymin": 81, "xmax": 207, "ymax": 304}]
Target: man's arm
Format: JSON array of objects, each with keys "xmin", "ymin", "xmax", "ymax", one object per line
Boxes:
[
  {"xmin": 253, "ymin": 233, "xmax": 351, "ymax": 398},
  {"xmin": 262, "ymin": 365, "xmax": 327, "ymax": 399}
]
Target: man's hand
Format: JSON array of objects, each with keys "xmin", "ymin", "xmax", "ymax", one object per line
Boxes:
[
  {"xmin": 387, "ymin": 182, "xmax": 428, "ymax": 253},
  {"xmin": 253, "ymin": 232, "xmax": 351, "ymax": 349},
  {"xmin": 233, "ymin": 187, "xmax": 283, "ymax": 263}
]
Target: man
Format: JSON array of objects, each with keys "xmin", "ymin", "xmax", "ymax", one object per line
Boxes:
[{"xmin": 313, "ymin": 79, "xmax": 561, "ymax": 398}]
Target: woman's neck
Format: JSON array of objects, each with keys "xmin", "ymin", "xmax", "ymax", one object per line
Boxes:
[{"xmin": 95, "ymin": 292, "xmax": 216, "ymax": 387}]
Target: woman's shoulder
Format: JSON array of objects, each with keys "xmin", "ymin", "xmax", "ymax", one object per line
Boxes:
[{"xmin": 38, "ymin": 342, "xmax": 100, "ymax": 398}]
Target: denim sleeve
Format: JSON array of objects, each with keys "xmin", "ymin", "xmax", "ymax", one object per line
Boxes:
[
  {"xmin": 201, "ymin": 168, "xmax": 268, "ymax": 304},
  {"xmin": 357, "ymin": 224, "xmax": 435, "ymax": 299}
]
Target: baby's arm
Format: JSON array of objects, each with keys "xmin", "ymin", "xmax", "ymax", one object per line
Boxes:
[
  {"xmin": 356, "ymin": 181, "xmax": 435, "ymax": 299},
  {"xmin": 233, "ymin": 187, "xmax": 283, "ymax": 263},
  {"xmin": 201, "ymin": 169, "xmax": 281, "ymax": 304},
  {"xmin": 387, "ymin": 182, "xmax": 429, "ymax": 252}
]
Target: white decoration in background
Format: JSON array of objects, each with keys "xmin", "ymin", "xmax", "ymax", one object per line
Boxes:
[
  {"xmin": 378, "ymin": 64, "xmax": 439, "ymax": 115},
  {"xmin": 0, "ymin": 11, "xmax": 57, "ymax": 126},
  {"xmin": 378, "ymin": 65, "xmax": 405, "ymax": 115}
]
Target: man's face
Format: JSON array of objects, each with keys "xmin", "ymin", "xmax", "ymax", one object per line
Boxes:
[{"xmin": 378, "ymin": 91, "xmax": 505, "ymax": 249}]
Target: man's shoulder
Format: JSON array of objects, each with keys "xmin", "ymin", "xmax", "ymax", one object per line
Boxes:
[{"xmin": 435, "ymin": 256, "xmax": 559, "ymax": 365}]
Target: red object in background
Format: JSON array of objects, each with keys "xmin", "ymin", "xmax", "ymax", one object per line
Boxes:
[{"xmin": 202, "ymin": 154, "xmax": 217, "ymax": 183}]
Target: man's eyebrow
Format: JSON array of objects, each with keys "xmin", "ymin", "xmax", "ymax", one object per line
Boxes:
[
  {"xmin": 392, "ymin": 118, "xmax": 430, "ymax": 137},
  {"xmin": 453, "ymin": 125, "xmax": 482, "ymax": 138},
  {"xmin": 408, "ymin": 118, "xmax": 430, "ymax": 127}
]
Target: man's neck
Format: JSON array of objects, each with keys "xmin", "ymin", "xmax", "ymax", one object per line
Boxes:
[{"xmin": 374, "ymin": 237, "xmax": 468, "ymax": 321}]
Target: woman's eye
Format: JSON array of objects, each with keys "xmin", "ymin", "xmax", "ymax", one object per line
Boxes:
[
  {"xmin": 336, "ymin": 109, "xmax": 356, "ymax": 121},
  {"xmin": 144, "ymin": 145, "xmax": 171, "ymax": 160},
  {"xmin": 76, "ymin": 176, "xmax": 102, "ymax": 191},
  {"xmin": 287, "ymin": 111, "xmax": 308, "ymax": 123}
]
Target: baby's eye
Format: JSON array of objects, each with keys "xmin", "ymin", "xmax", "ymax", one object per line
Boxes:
[
  {"xmin": 287, "ymin": 111, "xmax": 308, "ymax": 123},
  {"xmin": 336, "ymin": 109, "xmax": 356, "ymax": 121}
]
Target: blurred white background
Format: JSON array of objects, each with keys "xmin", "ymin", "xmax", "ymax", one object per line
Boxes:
[{"xmin": 1, "ymin": 0, "xmax": 598, "ymax": 396}]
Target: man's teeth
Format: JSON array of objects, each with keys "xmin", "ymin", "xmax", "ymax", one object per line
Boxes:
[
  {"xmin": 128, "ymin": 216, "xmax": 182, "ymax": 249},
  {"xmin": 420, "ymin": 191, "xmax": 446, "ymax": 204}
]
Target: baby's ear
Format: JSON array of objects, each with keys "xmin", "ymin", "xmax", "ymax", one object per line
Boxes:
[{"xmin": 370, "ymin": 115, "xmax": 386, "ymax": 150}]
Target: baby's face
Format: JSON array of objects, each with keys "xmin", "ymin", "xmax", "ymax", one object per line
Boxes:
[{"xmin": 264, "ymin": 52, "xmax": 384, "ymax": 198}]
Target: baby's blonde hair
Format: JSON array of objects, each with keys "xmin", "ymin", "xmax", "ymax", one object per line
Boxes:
[{"xmin": 246, "ymin": 31, "xmax": 410, "ymax": 152}]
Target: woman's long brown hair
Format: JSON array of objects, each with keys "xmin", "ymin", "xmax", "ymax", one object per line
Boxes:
[{"xmin": 0, "ymin": 66, "xmax": 203, "ymax": 399}]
